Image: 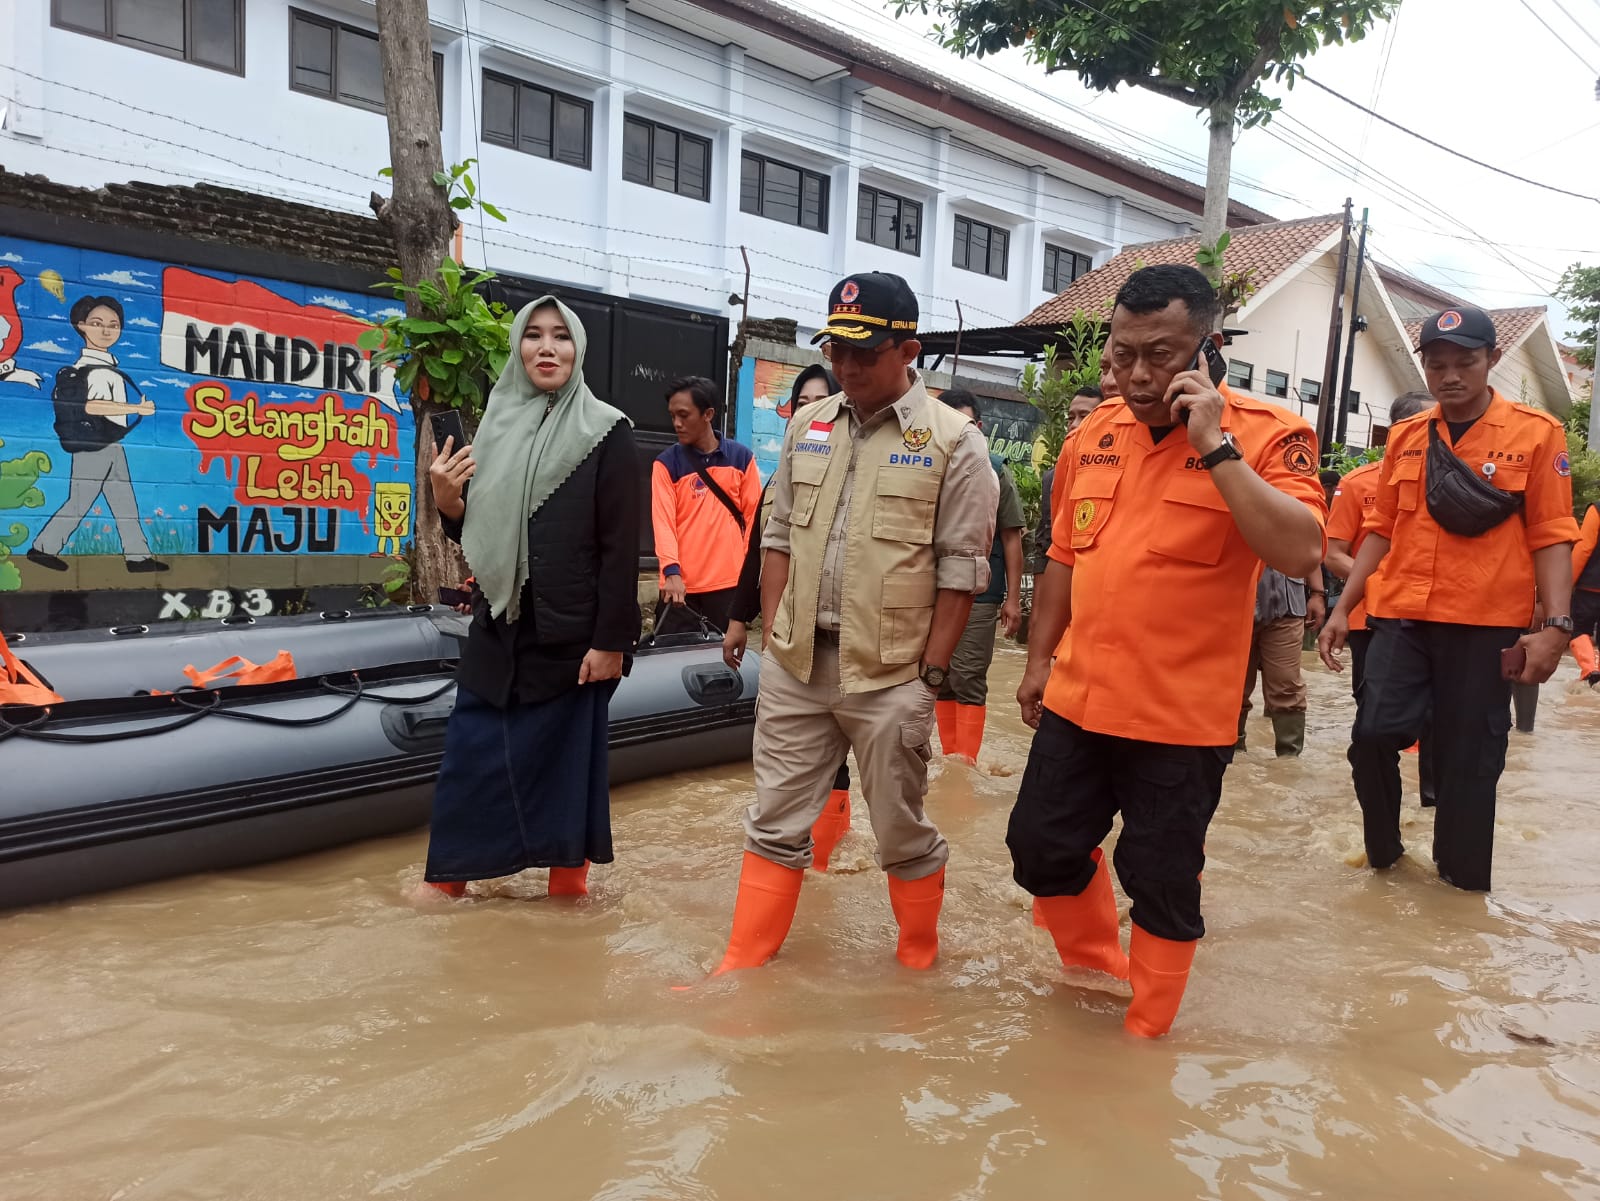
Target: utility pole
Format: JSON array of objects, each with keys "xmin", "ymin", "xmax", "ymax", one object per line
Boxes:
[
  {"xmin": 725, "ymin": 246, "xmax": 751, "ymax": 441},
  {"xmin": 1335, "ymin": 208, "xmax": 1371, "ymax": 448},
  {"xmin": 1316, "ymin": 199, "xmax": 1354, "ymax": 459}
]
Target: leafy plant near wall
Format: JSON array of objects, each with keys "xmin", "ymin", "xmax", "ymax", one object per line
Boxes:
[
  {"xmin": 1567, "ymin": 430, "xmax": 1600, "ymax": 519},
  {"xmin": 1326, "ymin": 442, "xmax": 1383, "ymax": 474},
  {"xmin": 1009, "ymin": 460, "xmax": 1043, "ymax": 563},
  {"xmin": 361, "ymin": 159, "xmax": 512, "ymax": 600},
  {"xmin": 0, "ymin": 441, "xmax": 51, "ymax": 592},
  {"xmin": 1019, "ymin": 310, "xmax": 1108, "ymax": 468},
  {"xmin": 358, "ymin": 256, "xmax": 512, "ymax": 421},
  {"xmin": 1197, "ymin": 233, "xmax": 1259, "ymax": 319}
]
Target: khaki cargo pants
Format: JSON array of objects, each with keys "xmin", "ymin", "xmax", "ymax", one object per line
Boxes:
[{"xmin": 746, "ymin": 640, "xmax": 948, "ymax": 880}]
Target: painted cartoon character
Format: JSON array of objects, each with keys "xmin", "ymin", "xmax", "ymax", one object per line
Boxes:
[
  {"xmin": 373, "ymin": 482, "xmax": 412, "ymax": 555},
  {"xmin": 0, "ymin": 267, "xmax": 43, "ymax": 388},
  {"xmin": 26, "ymin": 295, "xmax": 169, "ymax": 573}
]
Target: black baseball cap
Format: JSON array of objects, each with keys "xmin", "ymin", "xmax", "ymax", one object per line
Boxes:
[
  {"xmin": 811, "ymin": 273, "xmax": 919, "ymax": 349},
  {"xmin": 1418, "ymin": 306, "xmax": 1497, "ymax": 351}
]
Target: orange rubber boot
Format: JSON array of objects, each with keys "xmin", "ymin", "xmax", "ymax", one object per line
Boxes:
[
  {"xmin": 887, "ymin": 866, "xmax": 945, "ymax": 969},
  {"xmin": 427, "ymin": 880, "xmax": 466, "ymax": 898},
  {"xmin": 935, "ymin": 700, "xmax": 960, "ymax": 755},
  {"xmin": 1572, "ymin": 634, "xmax": 1599, "ymax": 683},
  {"xmin": 1124, "ymin": 924, "xmax": 1197, "ymax": 1038},
  {"xmin": 548, "ymin": 862, "xmax": 590, "ymax": 896},
  {"xmin": 711, "ymin": 851, "xmax": 805, "ymax": 975},
  {"xmin": 809, "ymin": 789, "xmax": 852, "ymax": 873},
  {"xmin": 954, "ymin": 703, "xmax": 986, "ymax": 765},
  {"xmin": 1032, "ymin": 847, "xmax": 1128, "ymax": 980}
]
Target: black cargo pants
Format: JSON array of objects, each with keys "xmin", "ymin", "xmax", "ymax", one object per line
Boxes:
[
  {"xmin": 1348, "ymin": 618, "xmax": 1522, "ymax": 891},
  {"xmin": 1007, "ymin": 710, "xmax": 1231, "ymax": 942}
]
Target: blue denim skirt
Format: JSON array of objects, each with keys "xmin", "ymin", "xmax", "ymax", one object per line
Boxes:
[{"xmin": 423, "ymin": 680, "xmax": 617, "ymax": 882}]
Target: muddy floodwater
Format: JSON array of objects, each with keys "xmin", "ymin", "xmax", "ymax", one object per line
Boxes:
[{"xmin": 4, "ymin": 649, "xmax": 1600, "ymax": 1200}]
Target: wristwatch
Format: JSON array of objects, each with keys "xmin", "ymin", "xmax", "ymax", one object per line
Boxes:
[
  {"xmin": 1542, "ymin": 615, "xmax": 1574, "ymax": 635},
  {"xmin": 918, "ymin": 662, "xmax": 948, "ymax": 689},
  {"xmin": 1199, "ymin": 432, "xmax": 1244, "ymax": 471}
]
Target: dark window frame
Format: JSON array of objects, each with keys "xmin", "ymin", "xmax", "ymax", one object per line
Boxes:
[
  {"xmin": 1300, "ymin": 378, "xmax": 1321, "ymax": 404},
  {"xmin": 290, "ymin": 9, "xmax": 443, "ymax": 118},
  {"xmin": 1264, "ymin": 369, "xmax": 1290, "ymax": 399},
  {"xmin": 953, "ymin": 215, "xmax": 1009, "ymax": 280},
  {"xmin": 53, "ymin": 0, "xmax": 246, "ymax": 74},
  {"xmin": 482, "ymin": 69, "xmax": 593, "ymax": 169},
  {"xmin": 1345, "ymin": 388, "xmax": 1362, "ymax": 415},
  {"xmin": 1042, "ymin": 243, "xmax": 1093, "ymax": 293},
  {"xmin": 740, "ymin": 151, "xmax": 830, "ymax": 232},
  {"xmin": 856, "ymin": 183, "xmax": 922, "ymax": 255},
  {"xmin": 622, "ymin": 114, "xmax": 710, "ymax": 200},
  {"xmin": 1226, "ymin": 359, "xmax": 1254, "ymax": 390}
]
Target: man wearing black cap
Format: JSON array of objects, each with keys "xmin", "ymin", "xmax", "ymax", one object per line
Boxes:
[
  {"xmin": 1319, "ymin": 306, "xmax": 1580, "ymax": 891},
  {"xmin": 703, "ymin": 271, "xmax": 998, "ymax": 975}
]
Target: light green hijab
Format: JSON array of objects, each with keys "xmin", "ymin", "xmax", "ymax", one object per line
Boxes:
[{"xmin": 462, "ymin": 297, "xmax": 627, "ymax": 621}]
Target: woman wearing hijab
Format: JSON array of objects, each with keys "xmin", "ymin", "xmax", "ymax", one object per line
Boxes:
[
  {"xmin": 423, "ymin": 297, "xmax": 640, "ymax": 898},
  {"xmin": 722, "ymin": 363, "xmax": 854, "ymax": 871}
]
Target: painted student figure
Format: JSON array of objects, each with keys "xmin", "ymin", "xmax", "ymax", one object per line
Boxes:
[
  {"xmin": 422, "ymin": 297, "xmax": 641, "ymax": 899},
  {"xmin": 27, "ymin": 295, "xmax": 168, "ymax": 573}
]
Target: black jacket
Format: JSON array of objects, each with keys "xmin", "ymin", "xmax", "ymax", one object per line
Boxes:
[{"xmin": 444, "ymin": 421, "xmax": 641, "ymax": 706}]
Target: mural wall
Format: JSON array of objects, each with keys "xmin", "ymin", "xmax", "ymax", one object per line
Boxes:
[{"xmin": 0, "ymin": 236, "xmax": 414, "ymax": 596}]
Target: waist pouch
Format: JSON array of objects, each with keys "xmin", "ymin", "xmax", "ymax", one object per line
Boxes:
[{"xmin": 1424, "ymin": 421, "xmax": 1523, "ymax": 537}]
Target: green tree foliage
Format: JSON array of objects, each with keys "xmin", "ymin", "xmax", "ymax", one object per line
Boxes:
[
  {"xmin": 1554, "ymin": 262, "xmax": 1599, "ymax": 372},
  {"xmin": 1019, "ymin": 311, "xmax": 1107, "ymax": 468},
  {"xmin": 893, "ymin": 0, "xmax": 1395, "ymax": 256}
]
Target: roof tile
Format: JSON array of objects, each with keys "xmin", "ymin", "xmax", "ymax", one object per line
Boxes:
[{"xmin": 1020, "ymin": 214, "xmax": 1344, "ymax": 327}]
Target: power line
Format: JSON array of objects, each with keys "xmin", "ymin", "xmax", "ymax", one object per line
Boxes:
[
  {"xmin": 1515, "ymin": 0, "xmax": 1600, "ymax": 72},
  {"xmin": 1298, "ymin": 76, "xmax": 1599, "ymax": 205},
  {"xmin": 1546, "ymin": 0, "xmax": 1600, "ymax": 53}
]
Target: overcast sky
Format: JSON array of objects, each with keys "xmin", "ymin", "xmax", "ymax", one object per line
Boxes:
[{"xmin": 805, "ymin": 0, "xmax": 1600, "ymax": 338}]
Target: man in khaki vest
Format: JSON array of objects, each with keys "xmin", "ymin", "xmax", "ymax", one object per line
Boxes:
[{"xmin": 705, "ymin": 272, "xmax": 998, "ymax": 974}]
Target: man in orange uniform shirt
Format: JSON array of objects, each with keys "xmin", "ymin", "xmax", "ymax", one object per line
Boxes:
[
  {"xmin": 651, "ymin": 376, "xmax": 763, "ymax": 636},
  {"xmin": 1572, "ymin": 503, "xmax": 1600, "ymax": 684},
  {"xmin": 1011, "ymin": 265, "xmax": 1327, "ymax": 1038},
  {"xmin": 1325, "ymin": 391, "xmax": 1435, "ymax": 805},
  {"xmin": 1320, "ymin": 307, "xmax": 1580, "ymax": 892}
]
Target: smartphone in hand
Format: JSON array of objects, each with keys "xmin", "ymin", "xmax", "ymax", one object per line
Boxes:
[
  {"xmin": 429, "ymin": 409, "xmax": 467, "ymax": 456},
  {"xmin": 1176, "ymin": 337, "xmax": 1228, "ymax": 424},
  {"xmin": 1500, "ymin": 644, "xmax": 1527, "ymax": 681},
  {"xmin": 438, "ymin": 585, "xmax": 472, "ymax": 607}
]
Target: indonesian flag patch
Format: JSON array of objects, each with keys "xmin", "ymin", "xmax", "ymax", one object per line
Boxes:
[{"xmin": 806, "ymin": 421, "xmax": 833, "ymax": 442}]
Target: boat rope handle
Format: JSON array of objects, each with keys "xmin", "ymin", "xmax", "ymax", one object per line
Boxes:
[
  {"xmin": 0, "ymin": 670, "xmax": 454, "ymax": 743},
  {"xmin": 0, "ymin": 689, "xmax": 222, "ymax": 745}
]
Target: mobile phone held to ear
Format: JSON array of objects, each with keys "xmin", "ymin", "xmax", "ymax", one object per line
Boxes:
[
  {"xmin": 1176, "ymin": 337, "xmax": 1228, "ymax": 424},
  {"xmin": 430, "ymin": 409, "xmax": 467, "ymax": 456},
  {"xmin": 1500, "ymin": 643, "xmax": 1527, "ymax": 682}
]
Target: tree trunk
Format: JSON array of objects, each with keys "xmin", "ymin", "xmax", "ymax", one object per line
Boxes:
[
  {"xmin": 371, "ymin": 0, "xmax": 462, "ymax": 603},
  {"xmin": 1201, "ymin": 99, "xmax": 1236, "ymax": 284}
]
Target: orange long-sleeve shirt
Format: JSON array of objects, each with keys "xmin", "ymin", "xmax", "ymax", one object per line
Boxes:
[
  {"xmin": 651, "ymin": 438, "xmax": 763, "ymax": 592},
  {"xmin": 1575, "ymin": 503, "xmax": 1600, "ymax": 593}
]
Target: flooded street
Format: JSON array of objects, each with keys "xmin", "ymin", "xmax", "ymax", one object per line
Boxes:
[{"xmin": 4, "ymin": 647, "xmax": 1600, "ymax": 1201}]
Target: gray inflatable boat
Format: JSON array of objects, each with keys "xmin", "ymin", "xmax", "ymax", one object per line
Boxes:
[{"xmin": 1, "ymin": 614, "xmax": 757, "ymax": 909}]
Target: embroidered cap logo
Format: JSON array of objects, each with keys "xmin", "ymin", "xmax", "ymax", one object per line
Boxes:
[
  {"xmin": 840, "ymin": 280, "xmax": 860, "ymax": 304},
  {"xmin": 1436, "ymin": 310, "xmax": 1464, "ymax": 332}
]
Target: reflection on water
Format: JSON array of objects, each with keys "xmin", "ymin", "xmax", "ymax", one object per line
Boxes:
[{"xmin": 4, "ymin": 653, "xmax": 1599, "ymax": 1200}]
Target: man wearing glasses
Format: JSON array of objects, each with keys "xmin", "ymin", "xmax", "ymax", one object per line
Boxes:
[{"xmin": 702, "ymin": 272, "xmax": 997, "ymax": 976}]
